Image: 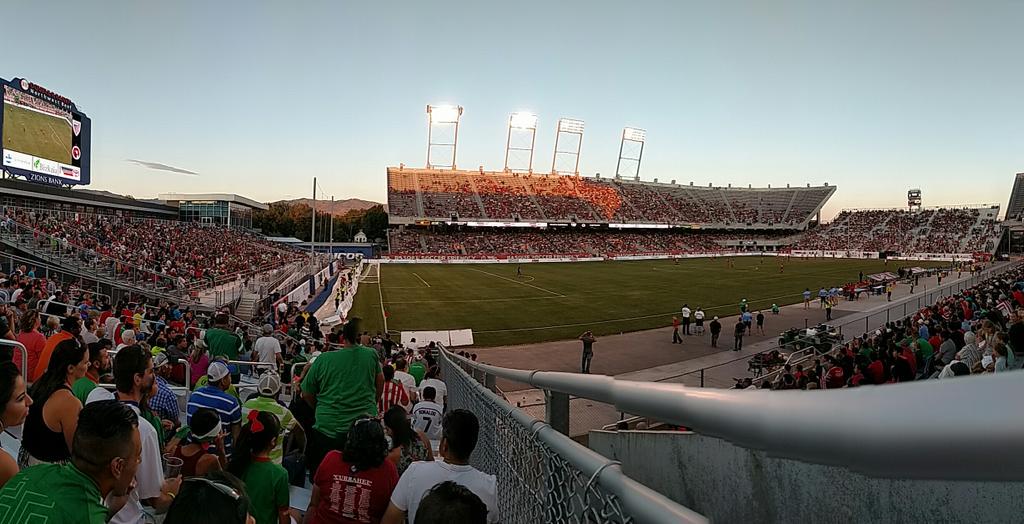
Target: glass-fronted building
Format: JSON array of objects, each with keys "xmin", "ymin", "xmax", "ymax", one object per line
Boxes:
[{"xmin": 159, "ymin": 193, "xmax": 267, "ymax": 229}]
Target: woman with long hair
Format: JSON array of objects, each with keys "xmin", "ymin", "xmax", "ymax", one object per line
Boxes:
[
  {"xmin": 0, "ymin": 360, "xmax": 32, "ymax": 488},
  {"xmin": 20, "ymin": 338, "xmax": 88, "ymax": 467},
  {"xmin": 306, "ymin": 417, "xmax": 399, "ymax": 524},
  {"xmin": 383, "ymin": 405, "xmax": 433, "ymax": 475},
  {"xmin": 227, "ymin": 410, "xmax": 290, "ymax": 524},
  {"xmin": 14, "ymin": 310, "xmax": 45, "ymax": 376},
  {"xmin": 167, "ymin": 407, "xmax": 226, "ymax": 477}
]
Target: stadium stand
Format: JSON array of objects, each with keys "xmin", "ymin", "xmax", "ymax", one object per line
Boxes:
[
  {"xmin": 387, "ymin": 167, "xmax": 835, "ymax": 227},
  {"xmin": 794, "ymin": 206, "xmax": 1001, "ymax": 254},
  {"xmin": 3, "ymin": 207, "xmax": 305, "ymax": 290}
]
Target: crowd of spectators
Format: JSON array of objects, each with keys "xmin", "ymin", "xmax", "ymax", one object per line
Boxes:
[
  {"xmin": 387, "ymin": 169, "xmax": 833, "ymax": 226},
  {"xmin": 4, "ymin": 85, "xmax": 72, "ymax": 121},
  {"xmin": 385, "ymin": 228, "xmax": 774, "ymax": 257},
  {"xmin": 3, "ymin": 207, "xmax": 305, "ymax": 290},
  {"xmin": 795, "ymin": 207, "xmax": 998, "ymax": 254},
  {"xmin": 0, "ymin": 262, "xmax": 496, "ymax": 523},
  {"xmin": 755, "ymin": 263, "xmax": 1024, "ymax": 392}
]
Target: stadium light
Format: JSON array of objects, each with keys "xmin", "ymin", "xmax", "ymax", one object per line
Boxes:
[
  {"xmin": 509, "ymin": 112, "xmax": 538, "ymax": 130},
  {"xmin": 557, "ymin": 118, "xmax": 585, "ymax": 134},
  {"xmin": 427, "ymin": 104, "xmax": 462, "ymax": 124},
  {"xmin": 552, "ymin": 117, "xmax": 586, "ymax": 175},
  {"xmin": 505, "ymin": 112, "xmax": 538, "ymax": 173},
  {"xmin": 616, "ymin": 126, "xmax": 647, "ymax": 181},
  {"xmin": 426, "ymin": 104, "xmax": 463, "ymax": 169},
  {"xmin": 623, "ymin": 127, "xmax": 646, "ymax": 143}
]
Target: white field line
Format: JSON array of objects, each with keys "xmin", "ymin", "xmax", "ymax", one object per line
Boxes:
[
  {"xmin": 467, "ymin": 268, "xmax": 565, "ymax": 297},
  {"xmin": 377, "ymin": 267, "xmax": 388, "ymax": 332},
  {"xmin": 412, "ymin": 272, "xmax": 431, "ymax": 287},
  {"xmin": 473, "ymin": 292, "xmax": 803, "ymax": 333}
]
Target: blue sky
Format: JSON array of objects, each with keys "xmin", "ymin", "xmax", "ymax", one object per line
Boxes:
[{"xmin": 3, "ymin": 1, "xmax": 1021, "ymax": 219}]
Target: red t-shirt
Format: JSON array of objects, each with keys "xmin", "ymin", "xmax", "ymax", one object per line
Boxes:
[
  {"xmin": 824, "ymin": 366, "xmax": 845, "ymax": 389},
  {"xmin": 309, "ymin": 450, "xmax": 399, "ymax": 524}
]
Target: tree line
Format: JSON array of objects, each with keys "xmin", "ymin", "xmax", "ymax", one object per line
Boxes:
[{"xmin": 253, "ymin": 202, "xmax": 389, "ymax": 243}]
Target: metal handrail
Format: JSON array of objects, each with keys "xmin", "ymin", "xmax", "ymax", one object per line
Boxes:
[
  {"xmin": 443, "ymin": 348, "xmax": 708, "ymax": 524},
  {"xmin": 446, "ymin": 348, "xmax": 1024, "ymax": 481},
  {"xmin": 0, "ymin": 340, "xmax": 29, "ymax": 380}
]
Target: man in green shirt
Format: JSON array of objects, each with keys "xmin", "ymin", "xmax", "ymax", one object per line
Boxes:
[
  {"xmin": 301, "ymin": 318, "xmax": 383, "ymax": 479},
  {"xmin": 242, "ymin": 373, "xmax": 303, "ymax": 464},
  {"xmin": 0, "ymin": 400, "xmax": 142, "ymax": 524},
  {"xmin": 204, "ymin": 313, "xmax": 242, "ymax": 361},
  {"xmin": 72, "ymin": 340, "xmax": 112, "ymax": 405},
  {"xmin": 408, "ymin": 358, "xmax": 426, "ymax": 386}
]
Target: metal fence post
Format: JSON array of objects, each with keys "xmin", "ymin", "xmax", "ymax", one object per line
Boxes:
[
  {"xmin": 700, "ymin": 368, "xmax": 705, "ymax": 387},
  {"xmin": 546, "ymin": 390, "xmax": 570, "ymax": 436},
  {"xmin": 484, "ymin": 372, "xmax": 496, "ymax": 393}
]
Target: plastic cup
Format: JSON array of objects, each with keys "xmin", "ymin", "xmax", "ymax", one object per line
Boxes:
[{"xmin": 163, "ymin": 455, "xmax": 184, "ymax": 478}]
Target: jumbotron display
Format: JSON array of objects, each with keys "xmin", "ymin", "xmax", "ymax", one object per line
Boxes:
[{"xmin": 1, "ymin": 77, "xmax": 91, "ymax": 186}]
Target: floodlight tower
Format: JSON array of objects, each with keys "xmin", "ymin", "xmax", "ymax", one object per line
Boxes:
[
  {"xmin": 504, "ymin": 112, "xmax": 538, "ymax": 172},
  {"xmin": 426, "ymin": 104, "xmax": 463, "ymax": 169},
  {"xmin": 908, "ymin": 188, "xmax": 922, "ymax": 212},
  {"xmin": 615, "ymin": 127, "xmax": 646, "ymax": 181},
  {"xmin": 551, "ymin": 118, "xmax": 585, "ymax": 175}
]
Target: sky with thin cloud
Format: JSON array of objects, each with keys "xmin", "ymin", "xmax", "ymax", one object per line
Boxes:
[{"xmin": 2, "ymin": 1, "xmax": 1021, "ymax": 219}]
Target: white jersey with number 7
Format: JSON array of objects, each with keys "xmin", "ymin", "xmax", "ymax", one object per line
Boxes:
[{"xmin": 411, "ymin": 400, "xmax": 444, "ymax": 441}]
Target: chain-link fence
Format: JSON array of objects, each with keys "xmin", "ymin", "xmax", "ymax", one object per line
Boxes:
[{"xmin": 441, "ymin": 349, "xmax": 707, "ymax": 524}]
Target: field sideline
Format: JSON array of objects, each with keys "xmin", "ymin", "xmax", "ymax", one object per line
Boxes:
[
  {"xmin": 2, "ymin": 102, "xmax": 72, "ymax": 164},
  {"xmin": 349, "ymin": 257, "xmax": 945, "ymax": 347}
]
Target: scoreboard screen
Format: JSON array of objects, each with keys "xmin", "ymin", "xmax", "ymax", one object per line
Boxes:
[{"xmin": 0, "ymin": 77, "xmax": 91, "ymax": 186}]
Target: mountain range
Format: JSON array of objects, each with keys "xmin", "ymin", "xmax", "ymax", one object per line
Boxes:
[{"xmin": 274, "ymin": 198, "xmax": 384, "ymax": 215}]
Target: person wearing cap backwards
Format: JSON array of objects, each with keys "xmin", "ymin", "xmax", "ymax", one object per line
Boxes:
[
  {"xmin": 150, "ymin": 352, "xmax": 182, "ymax": 435},
  {"xmin": 187, "ymin": 361, "xmax": 242, "ymax": 456},
  {"xmin": 243, "ymin": 373, "xmax": 303, "ymax": 465}
]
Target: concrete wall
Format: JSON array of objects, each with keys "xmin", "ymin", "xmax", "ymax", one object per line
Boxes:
[{"xmin": 589, "ymin": 430, "xmax": 1022, "ymax": 523}]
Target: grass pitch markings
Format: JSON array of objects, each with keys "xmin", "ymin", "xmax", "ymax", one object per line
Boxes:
[
  {"xmin": 473, "ymin": 292, "xmax": 802, "ymax": 333},
  {"xmin": 411, "ymin": 272, "xmax": 431, "ymax": 288},
  {"xmin": 466, "ymin": 268, "xmax": 565, "ymax": 297}
]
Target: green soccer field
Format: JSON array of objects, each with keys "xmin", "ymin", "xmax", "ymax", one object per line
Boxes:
[
  {"xmin": 349, "ymin": 257, "xmax": 946, "ymax": 347},
  {"xmin": 2, "ymin": 103, "xmax": 72, "ymax": 164}
]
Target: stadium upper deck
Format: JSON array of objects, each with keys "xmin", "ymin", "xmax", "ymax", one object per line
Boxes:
[{"xmin": 387, "ymin": 167, "xmax": 835, "ymax": 229}]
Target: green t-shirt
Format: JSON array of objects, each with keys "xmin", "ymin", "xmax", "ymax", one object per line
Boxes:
[
  {"xmin": 242, "ymin": 459, "xmax": 289, "ymax": 524},
  {"xmin": 71, "ymin": 377, "xmax": 98, "ymax": 406},
  {"xmin": 242, "ymin": 397, "xmax": 298, "ymax": 464},
  {"xmin": 409, "ymin": 361, "xmax": 426, "ymax": 385},
  {"xmin": 204, "ymin": 327, "xmax": 242, "ymax": 360},
  {"xmin": 0, "ymin": 463, "xmax": 108, "ymax": 524},
  {"xmin": 141, "ymin": 409, "xmax": 166, "ymax": 448},
  {"xmin": 916, "ymin": 338, "xmax": 934, "ymax": 359},
  {"xmin": 301, "ymin": 345, "xmax": 381, "ymax": 438}
]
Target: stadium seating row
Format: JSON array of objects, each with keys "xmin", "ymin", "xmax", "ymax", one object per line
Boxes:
[{"xmin": 387, "ymin": 167, "xmax": 835, "ymax": 226}]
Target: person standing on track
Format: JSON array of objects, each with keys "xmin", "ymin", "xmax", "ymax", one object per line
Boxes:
[
  {"xmin": 756, "ymin": 311, "xmax": 765, "ymax": 335},
  {"xmin": 694, "ymin": 307, "xmax": 705, "ymax": 335},
  {"xmin": 733, "ymin": 319, "xmax": 745, "ymax": 351},
  {"xmin": 680, "ymin": 304, "xmax": 691, "ymax": 335},
  {"xmin": 671, "ymin": 316, "xmax": 682, "ymax": 344},
  {"xmin": 803, "ymin": 288, "xmax": 811, "ymax": 309},
  {"xmin": 709, "ymin": 317, "xmax": 721, "ymax": 348},
  {"xmin": 579, "ymin": 331, "xmax": 596, "ymax": 374}
]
